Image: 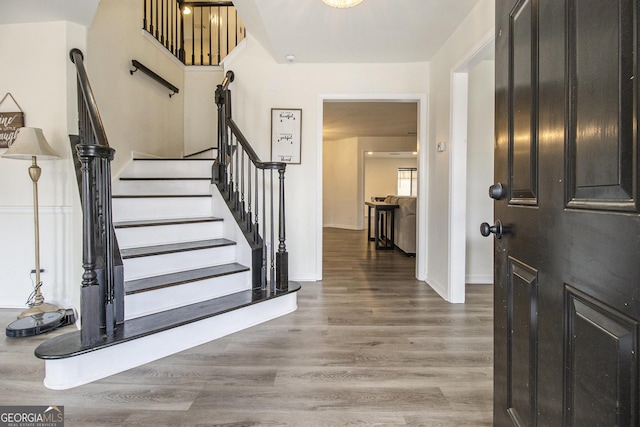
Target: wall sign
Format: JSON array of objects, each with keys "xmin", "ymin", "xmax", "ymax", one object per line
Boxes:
[
  {"xmin": 271, "ymin": 108, "xmax": 301, "ymax": 164},
  {"xmin": 0, "ymin": 93, "xmax": 24, "ymax": 149}
]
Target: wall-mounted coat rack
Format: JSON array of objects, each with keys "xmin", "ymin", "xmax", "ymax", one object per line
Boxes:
[{"xmin": 130, "ymin": 60, "xmax": 179, "ymax": 98}]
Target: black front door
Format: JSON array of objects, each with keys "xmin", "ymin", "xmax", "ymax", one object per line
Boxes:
[{"xmin": 493, "ymin": 0, "xmax": 640, "ymax": 424}]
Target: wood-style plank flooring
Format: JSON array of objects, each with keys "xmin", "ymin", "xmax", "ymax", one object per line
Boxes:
[{"xmin": 0, "ymin": 228, "xmax": 493, "ymax": 426}]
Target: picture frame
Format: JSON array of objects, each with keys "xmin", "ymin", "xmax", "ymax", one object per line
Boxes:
[
  {"xmin": 0, "ymin": 93, "xmax": 24, "ymax": 149},
  {"xmin": 271, "ymin": 108, "xmax": 301, "ymax": 164}
]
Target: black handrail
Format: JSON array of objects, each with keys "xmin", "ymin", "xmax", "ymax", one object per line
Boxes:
[
  {"xmin": 215, "ymin": 70, "xmax": 289, "ymax": 291},
  {"xmin": 130, "ymin": 59, "xmax": 179, "ymax": 97},
  {"xmin": 70, "ymin": 49, "xmax": 124, "ymax": 346},
  {"xmin": 227, "ymin": 119, "xmax": 287, "ymax": 170},
  {"xmin": 70, "ymin": 49, "xmax": 109, "ymax": 147}
]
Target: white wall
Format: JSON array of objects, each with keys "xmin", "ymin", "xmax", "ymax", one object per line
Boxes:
[
  {"xmin": 428, "ymin": 0, "xmax": 495, "ymax": 301},
  {"xmin": 466, "ymin": 60, "xmax": 495, "ymax": 284},
  {"xmin": 323, "ymin": 137, "xmax": 360, "ymax": 229},
  {"xmin": 86, "ymin": 0, "xmax": 186, "ymax": 175},
  {"xmin": 184, "ymin": 67, "xmax": 224, "ymax": 156},
  {"xmin": 364, "ymin": 156, "xmax": 417, "ymax": 207},
  {"xmin": 0, "ymin": 21, "xmax": 87, "ymax": 311},
  {"xmin": 222, "ymin": 33, "xmax": 429, "ymax": 281}
]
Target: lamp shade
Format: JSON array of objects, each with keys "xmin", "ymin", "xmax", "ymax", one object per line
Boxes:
[
  {"xmin": 2, "ymin": 127, "xmax": 59, "ymax": 160},
  {"xmin": 322, "ymin": 0, "xmax": 364, "ymax": 8}
]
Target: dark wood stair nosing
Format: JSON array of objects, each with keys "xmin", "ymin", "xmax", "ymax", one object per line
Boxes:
[
  {"xmin": 124, "ymin": 262, "xmax": 250, "ymax": 295},
  {"xmin": 114, "ymin": 216, "xmax": 222, "ymax": 229},
  {"xmin": 34, "ymin": 282, "xmax": 302, "ymax": 360},
  {"xmin": 120, "ymin": 238, "xmax": 236, "ymax": 259}
]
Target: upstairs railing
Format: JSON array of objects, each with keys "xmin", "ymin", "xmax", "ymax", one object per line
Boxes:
[
  {"xmin": 143, "ymin": 0, "xmax": 245, "ymax": 66},
  {"xmin": 215, "ymin": 71, "xmax": 289, "ymax": 291},
  {"xmin": 69, "ymin": 49, "xmax": 124, "ymax": 346}
]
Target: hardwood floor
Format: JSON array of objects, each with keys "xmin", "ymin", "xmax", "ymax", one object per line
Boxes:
[{"xmin": 0, "ymin": 228, "xmax": 493, "ymax": 426}]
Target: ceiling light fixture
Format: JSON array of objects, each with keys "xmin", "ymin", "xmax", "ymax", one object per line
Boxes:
[
  {"xmin": 322, "ymin": 0, "xmax": 364, "ymax": 8},
  {"xmin": 183, "ymin": 6, "xmax": 191, "ymax": 15}
]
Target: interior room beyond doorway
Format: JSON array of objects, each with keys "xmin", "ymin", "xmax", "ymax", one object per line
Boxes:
[{"xmin": 321, "ymin": 99, "xmax": 422, "ymax": 268}]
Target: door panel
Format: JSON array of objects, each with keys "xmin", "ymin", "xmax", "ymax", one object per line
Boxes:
[
  {"xmin": 510, "ymin": 0, "xmax": 538, "ymax": 205},
  {"xmin": 567, "ymin": 0, "xmax": 637, "ymax": 210},
  {"xmin": 507, "ymin": 258, "xmax": 538, "ymax": 426},
  {"xmin": 565, "ymin": 286, "xmax": 638, "ymax": 426},
  {"xmin": 495, "ymin": 0, "xmax": 640, "ymax": 425}
]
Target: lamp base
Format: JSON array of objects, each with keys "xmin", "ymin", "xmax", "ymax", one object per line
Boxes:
[{"xmin": 17, "ymin": 302, "xmax": 59, "ymax": 319}]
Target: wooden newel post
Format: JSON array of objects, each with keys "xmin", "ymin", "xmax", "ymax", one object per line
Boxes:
[
  {"xmin": 77, "ymin": 143, "xmax": 116, "ymax": 345},
  {"xmin": 276, "ymin": 167, "xmax": 288, "ymax": 290},
  {"xmin": 77, "ymin": 144, "xmax": 101, "ymax": 346},
  {"xmin": 214, "ymin": 84, "xmax": 226, "ymax": 186}
]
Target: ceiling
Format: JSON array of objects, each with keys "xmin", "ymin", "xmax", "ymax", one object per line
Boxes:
[
  {"xmin": 0, "ymin": 0, "xmax": 99, "ymax": 27},
  {"xmin": 232, "ymin": 0, "xmax": 482, "ymax": 143},
  {"xmin": 232, "ymin": 0, "xmax": 481, "ymax": 63},
  {"xmin": 1, "ymin": 0, "xmax": 481, "ymax": 64},
  {"xmin": 323, "ymin": 101, "xmax": 417, "ymax": 142}
]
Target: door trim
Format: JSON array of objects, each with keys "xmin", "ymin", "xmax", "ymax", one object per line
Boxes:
[{"xmin": 448, "ymin": 29, "xmax": 495, "ymax": 303}]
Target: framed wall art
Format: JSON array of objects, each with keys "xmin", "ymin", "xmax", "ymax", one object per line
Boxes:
[
  {"xmin": 0, "ymin": 93, "xmax": 24, "ymax": 149},
  {"xmin": 271, "ymin": 108, "xmax": 301, "ymax": 164}
]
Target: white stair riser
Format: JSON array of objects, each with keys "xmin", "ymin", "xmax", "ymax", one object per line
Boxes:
[
  {"xmin": 112, "ymin": 197, "xmax": 212, "ymax": 222},
  {"xmin": 41, "ymin": 294, "xmax": 298, "ymax": 390},
  {"xmin": 123, "ymin": 160, "xmax": 213, "ymax": 178},
  {"xmin": 124, "ymin": 271, "xmax": 252, "ymax": 319},
  {"xmin": 113, "ymin": 179, "xmax": 211, "ymax": 196},
  {"xmin": 115, "ymin": 221, "xmax": 224, "ymax": 248},
  {"xmin": 123, "ymin": 245, "xmax": 237, "ymax": 280}
]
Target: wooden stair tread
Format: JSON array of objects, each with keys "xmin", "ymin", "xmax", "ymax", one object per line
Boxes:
[
  {"xmin": 114, "ymin": 216, "xmax": 222, "ymax": 228},
  {"xmin": 121, "ymin": 238, "xmax": 235, "ymax": 259},
  {"xmin": 125, "ymin": 262, "xmax": 250, "ymax": 294},
  {"xmin": 35, "ymin": 282, "xmax": 301, "ymax": 360}
]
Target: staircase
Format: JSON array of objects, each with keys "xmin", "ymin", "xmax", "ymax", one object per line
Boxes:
[{"xmin": 35, "ymin": 156, "xmax": 300, "ymax": 390}]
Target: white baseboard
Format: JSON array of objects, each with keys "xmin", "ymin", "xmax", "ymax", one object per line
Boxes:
[
  {"xmin": 322, "ymin": 224, "xmax": 362, "ymax": 230},
  {"xmin": 465, "ymin": 274, "xmax": 494, "ymax": 285},
  {"xmin": 0, "ymin": 299, "xmax": 29, "ymax": 310},
  {"xmin": 425, "ymin": 275, "xmax": 449, "ymax": 302},
  {"xmin": 0, "ymin": 206, "xmax": 72, "ymax": 214}
]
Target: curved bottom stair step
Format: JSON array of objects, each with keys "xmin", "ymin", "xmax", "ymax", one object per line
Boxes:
[{"xmin": 35, "ymin": 282, "xmax": 301, "ymax": 390}]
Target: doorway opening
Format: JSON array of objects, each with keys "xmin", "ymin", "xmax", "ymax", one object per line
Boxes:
[{"xmin": 317, "ymin": 94, "xmax": 428, "ymax": 281}]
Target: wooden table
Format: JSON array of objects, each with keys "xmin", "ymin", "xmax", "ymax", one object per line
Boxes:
[{"xmin": 365, "ymin": 201, "xmax": 399, "ymax": 250}]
